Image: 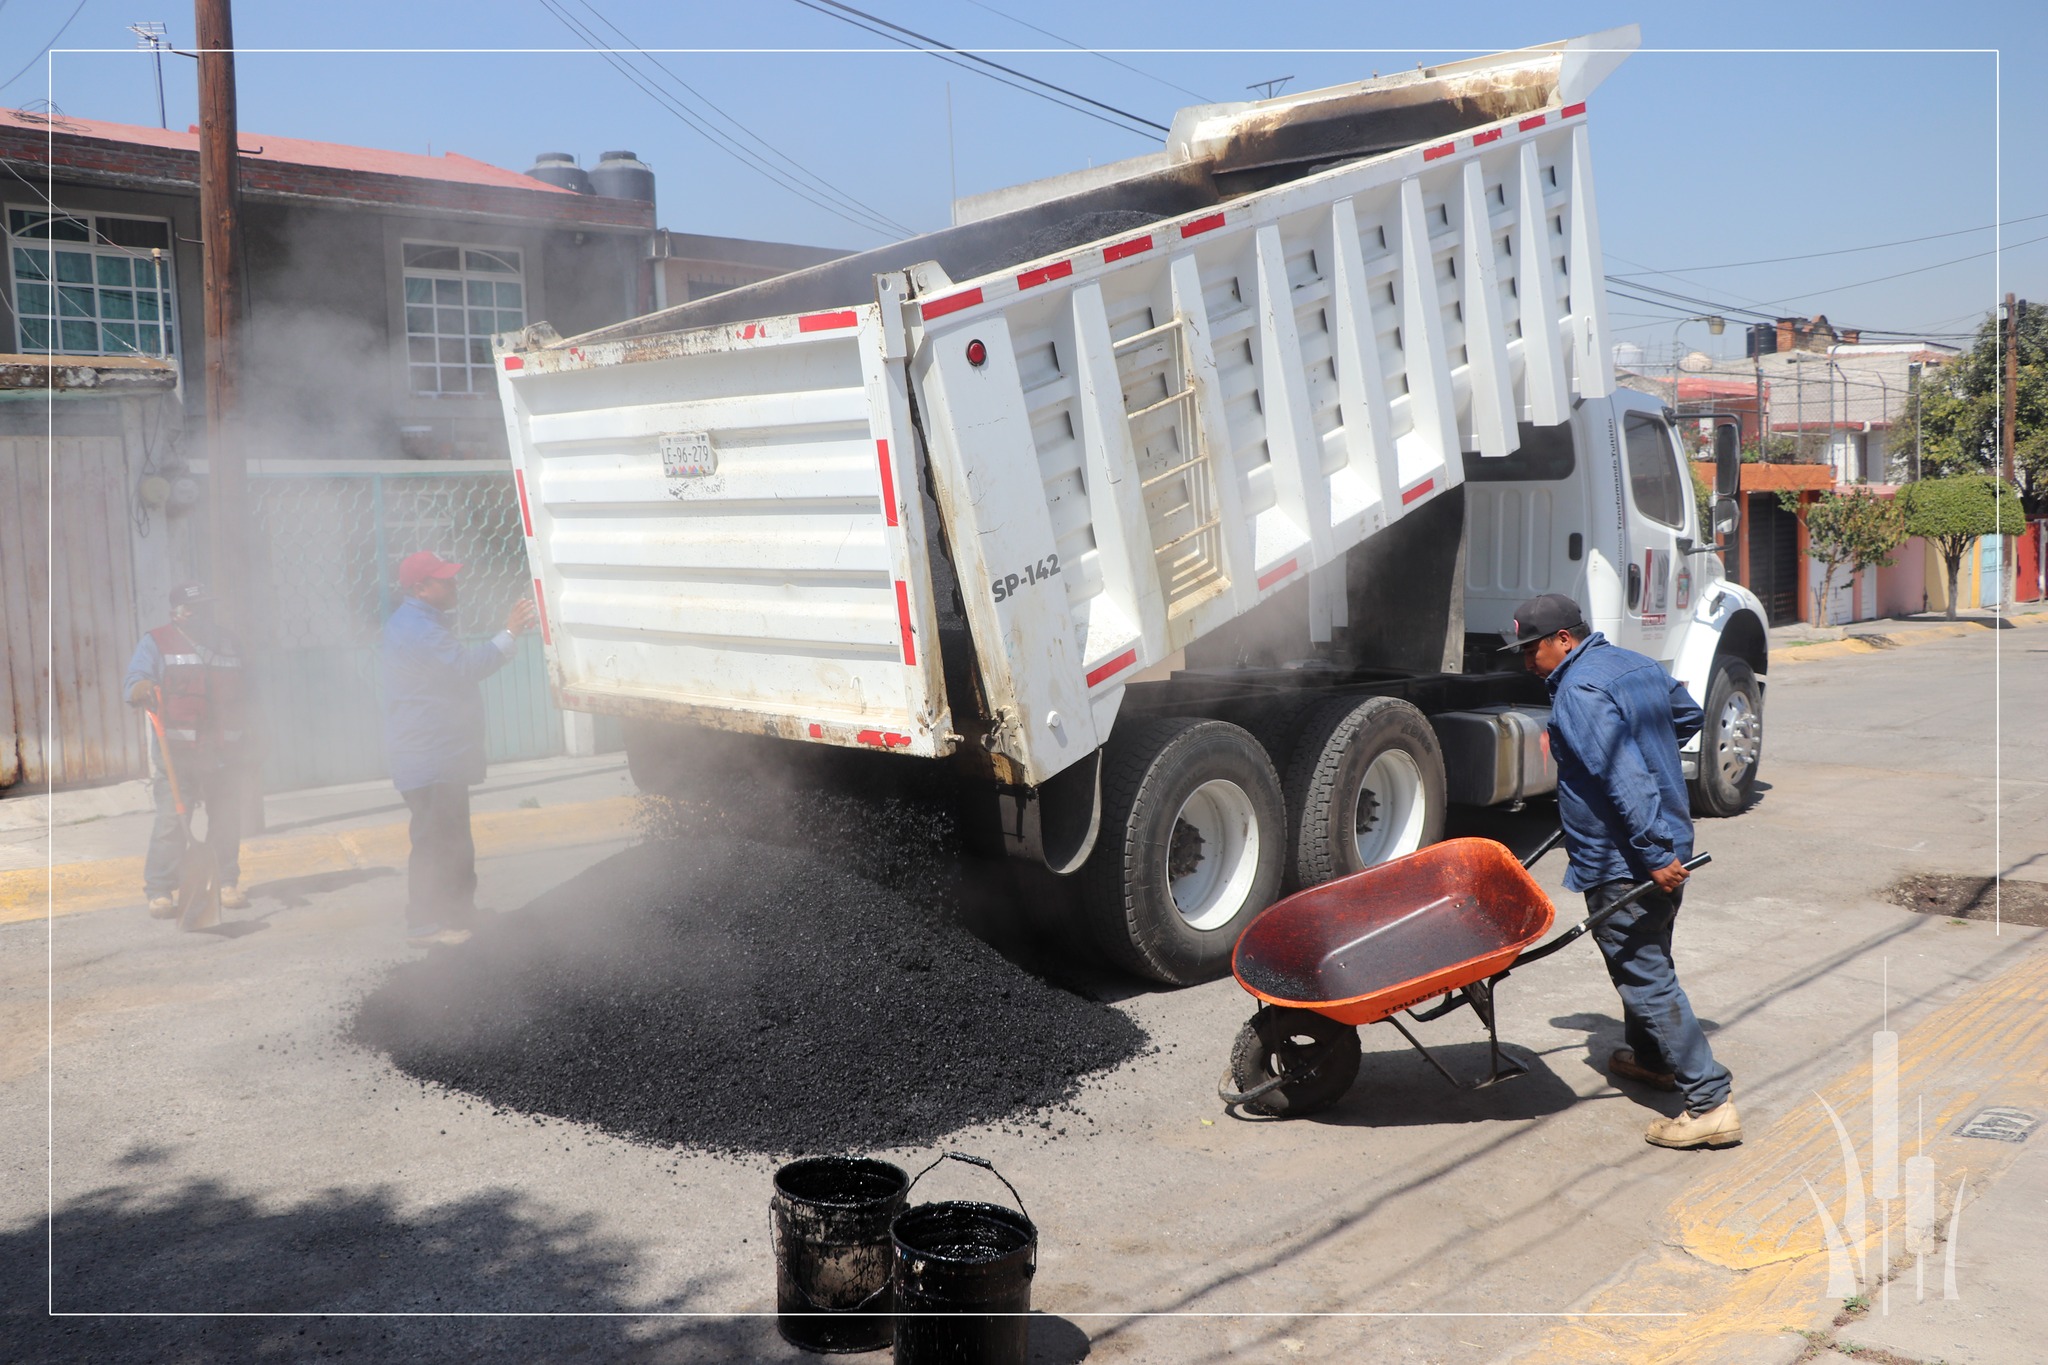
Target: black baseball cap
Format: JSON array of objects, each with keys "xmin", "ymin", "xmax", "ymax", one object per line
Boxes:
[
  {"xmin": 1497, "ymin": 593, "xmax": 1587, "ymax": 651},
  {"xmin": 169, "ymin": 582, "xmax": 211, "ymax": 608}
]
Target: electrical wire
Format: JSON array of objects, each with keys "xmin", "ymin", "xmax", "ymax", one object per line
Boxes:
[
  {"xmin": 568, "ymin": 0, "xmax": 914, "ymax": 238},
  {"xmin": 0, "ymin": 0, "xmax": 91, "ymax": 95},
  {"xmin": 1609, "ymin": 211, "xmax": 2048, "ymax": 277},
  {"xmin": 788, "ymin": 0, "xmax": 1165, "ymax": 139},
  {"xmin": 536, "ymin": 0, "xmax": 908, "ymax": 239},
  {"xmin": 953, "ymin": 0, "xmax": 1212, "ymax": 103}
]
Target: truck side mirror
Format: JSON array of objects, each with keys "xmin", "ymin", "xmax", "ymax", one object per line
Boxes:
[
  {"xmin": 1713, "ymin": 495, "xmax": 1741, "ymax": 542},
  {"xmin": 1713, "ymin": 422, "xmax": 1741, "ymax": 499}
]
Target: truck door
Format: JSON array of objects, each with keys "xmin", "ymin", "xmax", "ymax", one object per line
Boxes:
[{"xmin": 1611, "ymin": 408, "xmax": 1692, "ymax": 661}]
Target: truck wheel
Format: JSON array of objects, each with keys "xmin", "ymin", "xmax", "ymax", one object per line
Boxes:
[
  {"xmin": 1082, "ymin": 717, "xmax": 1285, "ymax": 985},
  {"xmin": 1284, "ymin": 696, "xmax": 1446, "ymax": 889},
  {"xmin": 1224, "ymin": 1007, "xmax": 1361, "ymax": 1118},
  {"xmin": 1691, "ymin": 657, "xmax": 1762, "ymax": 818}
]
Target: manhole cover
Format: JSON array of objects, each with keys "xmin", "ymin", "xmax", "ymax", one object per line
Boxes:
[
  {"xmin": 1884, "ymin": 874, "xmax": 2048, "ymax": 927},
  {"xmin": 1957, "ymin": 1107, "xmax": 2038, "ymax": 1143}
]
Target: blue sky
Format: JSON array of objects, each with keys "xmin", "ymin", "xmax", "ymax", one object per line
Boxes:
[{"xmin": 4, "ymin": 1, "xmax": 2043, "ymax": 360}]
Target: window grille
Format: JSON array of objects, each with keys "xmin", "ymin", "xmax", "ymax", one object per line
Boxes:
[{"xmin": 401, "ymin": 242, "xmax": 524, "ymax": 396}]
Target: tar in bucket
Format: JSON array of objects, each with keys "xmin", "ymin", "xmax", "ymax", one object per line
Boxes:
[
  {"xmin": 889, "ymin": 1153, "xmax": 1037, "ymax": 1365},
  {"xmin": 771, "ymin": 1156, "xmax": 911, "ymax": 1354}
]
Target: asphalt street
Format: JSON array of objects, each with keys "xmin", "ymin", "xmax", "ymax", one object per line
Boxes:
[{"xmin": 2, "ymin": 626, "xmax": 2043, "ymax": 1363}]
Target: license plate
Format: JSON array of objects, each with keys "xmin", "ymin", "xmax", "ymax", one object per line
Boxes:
[{"xmin": 661, "ymin": 431, "xmax": 717, "ymax": 479}]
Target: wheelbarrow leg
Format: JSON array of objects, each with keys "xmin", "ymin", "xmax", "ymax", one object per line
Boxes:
[{"xmin": 1383, "ymin": 982, "xmax": 1529, "ymax": 1092}]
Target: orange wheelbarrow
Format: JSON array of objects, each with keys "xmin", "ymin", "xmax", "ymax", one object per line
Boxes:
[{"xmin": 1218, "ymin": 833, "xmax": 1709, "ymax": 1117}]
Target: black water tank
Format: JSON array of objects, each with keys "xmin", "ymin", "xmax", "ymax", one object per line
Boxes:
[
  {"xmin": 591, "ymin": 149, "xmax": 655, "ymax": 207},
  {"xmin": 526, "ymin": 152, "xmax": 593, "ymax": 195}
]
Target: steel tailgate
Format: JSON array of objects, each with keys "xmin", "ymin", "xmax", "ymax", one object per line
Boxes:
[{"xmin": 494, "ymin": 305, "xmax": 952, "ymax": 756}]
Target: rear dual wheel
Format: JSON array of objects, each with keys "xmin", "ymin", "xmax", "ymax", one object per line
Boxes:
[
  {"xmin": 1081, "ymin": 718, "xmax": 1285, "ymax": 985},
  {"xmin": 1282, "ymin": 696, "xmax": 1446, "ymax": 890}
]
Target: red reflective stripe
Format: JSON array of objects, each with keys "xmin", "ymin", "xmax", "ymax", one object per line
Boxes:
[
  {"xmin": 1519, "ymin": 114, "xmax": 1547, "ymax": 131},
  {"xmin": 895, "ymin": 580, "xmax": 917, "ymax": 666},
  {"xmin": 1181, "ymin": 213, "xmax": 1226, "ymax": 238},
  {"xmin": 532, "ymin": 579, "xmax": 551, "ymax": 644},
  {"xmin": 875, "ymin": 439, "xmax": 898, "ymax": 527},
  {"xmin": 798, "ymin": 309, "xmax": 859, "ymax": 332},
  {"xmin": 1472, "ymin": 128, "xmax": 1502, "ymax": 145},
  {"xmin": 1561, "ymin": 102, "xmax": 1587, "ymax": 118},
  {"xmin": 808, "ymin": 723, "xmax": 823, "ymax": 738},
  {"xmin": 502, "ymin": 355, "xmax": 524, "ymax": 371},
  {"xmin": 1257, "ymin": 558, "xmax": 1299, "ymax": 590},
  {"xmin": 856, "ymin": 729, "xmax": 912, "ymax": 748},
  {"xmin": 1085, "ymin": 648, "xmax": 1139, "ymax": 687},
  {"xmin": 1017, "ymin": 260, "xmax": 1073, "ymax": 289},
  {"xmin": 1401, "ymin": 477, "xmax": 1436, "ymax": 505},
  {"xmin": 1103, "ymin": 234, "xmax": 1153, "ymax": 262},
  {"xmin": 514, "ymin": 469, "xmax": 534, "ymax": 537},
  {"xmin": 919, "ymin": 288, "xmax": 983, "ymax": 320},
  {"xmin": 1422, "ymin": 142, "xmax": 1456, "ymax": 161}
]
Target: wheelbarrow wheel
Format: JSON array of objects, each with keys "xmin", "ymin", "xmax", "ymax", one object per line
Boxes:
[{"xmin": 1226, "ymin": 1008, "xmax": 1361, "ymax": 1118}]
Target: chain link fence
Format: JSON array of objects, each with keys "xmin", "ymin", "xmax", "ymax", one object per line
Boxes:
[{"xmin": 240, "ymin": 465, "xmax": 603, "ymax": 792}]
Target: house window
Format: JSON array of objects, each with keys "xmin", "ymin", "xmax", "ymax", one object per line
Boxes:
[
  {"xmin": 7, "ymin": 207, "xmax": 176, "ymax": 358},
  {"xmin": 402, "ymin": 242, "xmax": 524, "ymax": 396}
]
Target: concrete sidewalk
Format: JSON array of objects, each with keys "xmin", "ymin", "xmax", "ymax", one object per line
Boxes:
[
  {"xmin": 1769, "ymin": 600, "xmax": 2048, "ymax": 663},
  {"xmin": 0, "ymin": 752, "xmax": 637, "ymax": 922}
]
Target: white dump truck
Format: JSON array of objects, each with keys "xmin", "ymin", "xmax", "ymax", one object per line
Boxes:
[{"xmin": 493, "ymin": 25, "xmax": 1767, "ymax": 984}]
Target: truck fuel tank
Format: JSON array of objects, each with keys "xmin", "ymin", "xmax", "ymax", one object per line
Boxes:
[{"xmin": 1430, "ymin": 705, "xmax": 1556, "ymax": 807}]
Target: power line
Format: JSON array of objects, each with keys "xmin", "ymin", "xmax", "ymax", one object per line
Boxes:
[
  {"xmin": 0, "ymin": 0, "xmax": 91, "ymax": 95},
  {"xmin": 1610, "ymin": 210, "xmax": 2048, "ymax": 277},
  {"xmin": 537, "ymin": 0, "xmax": 909, "ymax": 240},
  {"xmin": 788, "ymin": 0, "xmax": 1166, "ymax": 139},
  {"xmin": 568, "ymin": 0, "xmax": 914, "ymax": 237},
  {"xmin": 953, "ymin": 0, "xmax": 1212, "ymax": 103}
]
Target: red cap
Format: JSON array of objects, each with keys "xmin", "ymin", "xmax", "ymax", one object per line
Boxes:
[{"xmin": 398, "ymin": 551, "xmax": 463, "ymax": 591}]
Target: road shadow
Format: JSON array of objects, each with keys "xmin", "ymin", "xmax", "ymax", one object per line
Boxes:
[
  {"xmin": 183, "ymin": 919, "xmax": 270, "ymax": 941},
  {"xmin": 1246, "ymin": 1039, "xmax": 1583, "ymax": 1129},
  {"xmin": 2, "ymin": 1177, "xmax": 782, "ymax": 1363},
  {"xmin": 245, "ymin": 865, "xmax": 397, "ymax": 910}
]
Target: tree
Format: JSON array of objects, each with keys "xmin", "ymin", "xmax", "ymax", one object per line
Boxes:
[
  {"xmin": 1898, "ymin": 474, "xmax": 2027, "ymax": 619},
  {"xmin": 1780, "ymin": 488, "xmax": 1907, "ymax": 625},
  {"xmin": 1893, "ymin": 308, "xmax": 2048, "ymax": 511}
]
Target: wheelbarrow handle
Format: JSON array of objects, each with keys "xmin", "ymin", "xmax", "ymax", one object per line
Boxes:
[
  {"xmin": 1507, "ymin": 853, "xmax": 1712, "ymax": 970},
  {"xmin": 1519, "ymin": 827, "xmax": 1566, "ymax": 870}
]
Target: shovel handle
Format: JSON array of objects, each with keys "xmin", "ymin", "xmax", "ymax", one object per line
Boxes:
[{"xmin": 144, "ymin": 708, "xmax": 191, "ymax": 816}]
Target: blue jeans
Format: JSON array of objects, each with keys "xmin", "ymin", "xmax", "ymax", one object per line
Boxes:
[
  {"xmin": 143, "ymin": 761, "xmax": 242, "ymax": 897},
  {"xmin": 1587, "ymin": 880, "xmax": 1731, "ymax": 1113}
]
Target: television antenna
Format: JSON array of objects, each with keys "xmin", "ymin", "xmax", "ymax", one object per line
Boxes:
[
  {"xmin": 129, "ymin": 22, "xmax": 169, "ymax": 129},
  {"xmin": 1246, "ymin": 76, "xmax": 1293, "ymax": 99}
]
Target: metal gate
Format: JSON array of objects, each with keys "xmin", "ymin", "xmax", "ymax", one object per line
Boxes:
[
  {"xmin": 1744, "ymin": 492, "xmax": 1802, "ymax": 626},
  {"xmin": 244, "ymin": 465, "xmax": 583, "ymax": 792}
]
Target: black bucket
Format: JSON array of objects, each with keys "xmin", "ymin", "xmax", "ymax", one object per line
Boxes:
[
  {"xmin": 890, "ymin": 1154, "xmax": 1036, "ymax": 1365},
  {"xmin": 771, "ymin": 1156, "xmax": 911, "ymax": 1354}
]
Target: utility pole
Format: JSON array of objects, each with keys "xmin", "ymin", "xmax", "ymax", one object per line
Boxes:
[
  {"xmin": 196, "ymin": 0, "xmax": 243, "ymax": 615},
  {"xmin": 1907, "ymin": 360, "xmax": 1922, "ymax": 482}
]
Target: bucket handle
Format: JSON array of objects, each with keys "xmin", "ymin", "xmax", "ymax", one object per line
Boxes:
[
  {"xmin": 768, "ymin": 1205, "xmax": 894, "ymax": 1316},
  {"xmin": 904, "ymin": 1152, "xmax": 1029, "ymax": 1224}
]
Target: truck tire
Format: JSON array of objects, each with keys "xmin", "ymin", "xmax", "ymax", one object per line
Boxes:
[
  {"xmin": 1082, "ymin": 717, "xmax": 1286, "ymax": 985},
  {"xmin": 1690, "ymin": 657, "xmax": 1762, "ymax": 818},
  {"xmin": 1284, "ymin": 696, "xmax": 1446, "ymax": 889},
  {"xmin": 1224, "ymin": 1007, "xmax": 1362, "ymax": 1118}
]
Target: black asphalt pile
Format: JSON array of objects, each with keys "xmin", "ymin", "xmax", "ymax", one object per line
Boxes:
[{"xmin": 350, "ymin": 790, "xmax": 1147, "ymax": 1155}]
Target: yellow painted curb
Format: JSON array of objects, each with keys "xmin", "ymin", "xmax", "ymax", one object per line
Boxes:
[
  {"xmin": 1776, "ymin": 611, "xmax": 2048, "ymax": 664},
  {"xmin": 1510, "ymin": 943, "xmax": 2048, "ymax": 1364},
  {"xmin": 0, "ymin": 796, "xmax": 639, "ymax": 924}
]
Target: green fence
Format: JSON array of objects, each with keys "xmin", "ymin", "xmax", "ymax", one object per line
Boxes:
[{"xmin": 243, "ymin": 465, "xmax": 614, "ymax": 793}]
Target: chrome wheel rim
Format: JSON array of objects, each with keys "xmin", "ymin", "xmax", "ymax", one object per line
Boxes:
[{"xmin": 1715, "ymin": 691, "xmax": 1761, "ymax": 786}]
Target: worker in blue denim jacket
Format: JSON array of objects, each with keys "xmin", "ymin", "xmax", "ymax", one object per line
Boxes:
[
  {"xmin": 1504, "ymin": 593, "xmax": 1740, "ymax": 1150},
  {"xmin": 381, "ymin": 551, "xmax": 537, "ymax": 948}
]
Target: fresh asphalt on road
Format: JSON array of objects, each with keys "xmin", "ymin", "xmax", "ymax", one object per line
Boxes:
[{"xmin": 2, "ymin": 628, "xmax": 2042, "ymax": 1364}]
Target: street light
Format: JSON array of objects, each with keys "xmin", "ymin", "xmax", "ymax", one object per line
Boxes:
[
  {"xmin": 1907, "ymin": 361, "xmax": 1923, "ymax": 482},
  {"xmin": 1670, "ymin": 314, "xmax": 1726, "ymax": 405}
]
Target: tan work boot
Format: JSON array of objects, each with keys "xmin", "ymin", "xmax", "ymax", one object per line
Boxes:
[
  {"xmin": 218, "ymin": 884, "xmax": 249, "ymax": 910},
  {"xmin": 1609, "ymin": 1048, "xmax": 1678, "ymax": 1092},
  {"xmin": 1646, "ymin": 1098, "xmax": 1743, "ymax": 1149},
  {"xmin": 147, "ymin": 895, "xmax": 177, "ymax": 919}
]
